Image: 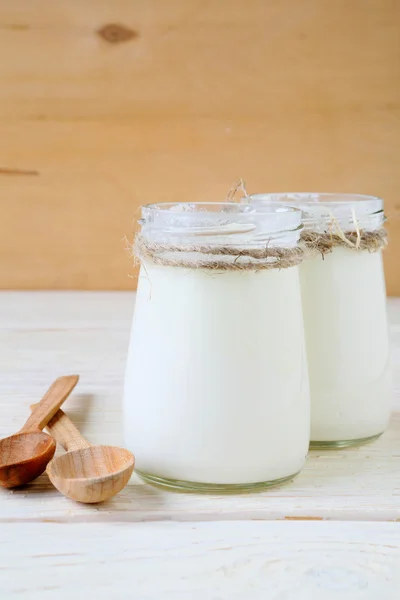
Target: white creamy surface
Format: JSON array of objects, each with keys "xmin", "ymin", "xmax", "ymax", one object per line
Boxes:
[
  {"xmin": 300, "ymin": 248, "xmax": 393, "ymax": 442},
  {"xmin": 124, "ymin": 263, "xmax": 310, "ymax": 485}
]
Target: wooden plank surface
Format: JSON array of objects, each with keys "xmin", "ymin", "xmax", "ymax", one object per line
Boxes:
[
  {"xmin": 0, "ymin": 291, "xmax": 400, "ymax": 598},
  {"xmin": 0, "ymin": 292, "xmax": 399, "ymax": 525},
  {"xmin": 1, "ymin": 521, "xmax": 400, "ymax": 599},
  {"xmin": 0, "ymin": 0, "xmax": 399, "ymax": 293}
]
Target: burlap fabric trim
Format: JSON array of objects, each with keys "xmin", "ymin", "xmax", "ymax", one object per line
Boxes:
[{"xmin": 134, "ymin": 235, "xmax": 304, "ymax": 271}]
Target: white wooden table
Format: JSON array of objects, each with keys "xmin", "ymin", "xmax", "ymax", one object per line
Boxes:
[{"xmin": 0, "ymin": 292, "xmax": 399, "ymax": 599}]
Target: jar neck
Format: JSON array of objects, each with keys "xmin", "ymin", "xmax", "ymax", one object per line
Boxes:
[
  {"xmin": 136, "ymin": 202, "xmax": 304, "ymax": 270},
  {"xmin": 139, "ymin": 202, "xmax": 302, "ymax": 249},
  {"xmin": 248, "ymin": 193, "xmax": 385, "ymax": 233}
]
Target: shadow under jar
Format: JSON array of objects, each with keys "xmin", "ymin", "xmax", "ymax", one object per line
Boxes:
[
  {"xmin": 123, "ymin": 202, "xmax": 310, "ymax": 492},
  {"xmin": 250, "ymin": 193, "xmax": 393, "ymax": 449}
]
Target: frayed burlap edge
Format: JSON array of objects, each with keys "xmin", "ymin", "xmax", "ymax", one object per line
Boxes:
[
  {"xmin": 301, "ymin": 228, "xmax": 387, "ymax": 256},
  {"xmin": 134, "ymin": 235, "xmax": 304, "ymax": 271}
]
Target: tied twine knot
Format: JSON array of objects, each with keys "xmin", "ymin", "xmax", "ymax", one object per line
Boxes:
[{"xmin": 134, "ymin": 235, "xmax": 304, "ymax": 271}]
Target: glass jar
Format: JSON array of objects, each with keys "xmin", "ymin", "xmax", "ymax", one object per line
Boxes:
[
  {"xmin": 123, "ymin": 202, "xmax": 310, "ymax": 492},
  {"xmin": 249, "ymin": 193, "xmax": 393, "ymax": 448}
]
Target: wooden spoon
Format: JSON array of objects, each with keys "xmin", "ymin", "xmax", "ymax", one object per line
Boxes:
[
  {"xmin": 0, "ymin": 375, "xmax": 79, "ymax": 488},
  {"xmin": 33, "ymin": 407, "xmax": 134, "ymax": 503}
]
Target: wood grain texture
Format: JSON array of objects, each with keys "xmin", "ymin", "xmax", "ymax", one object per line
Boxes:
[
  {"xmin": 41, "ymin": 407, "xmax": 135, "ymax": 503},
  {"xmin": 0, "ymin": 291, "xmax": 400, "ymax": 598},
  {"xmin": 20, "ymin": 375, "xmax": 79, "ymax": 433},
  {"xmin": 0, "ymin": 292, "xmax": 399, "ymax": 523},
  {"xmin": 0, "ymin": 375, "xmax": 78, "ymax": 488},
  {"xmin": 1, "ymin": 521, "xmax": 400, "ymax": 599},
  {"xmin": 0, "ymin": 1, "xmax": 399, "ymax": 293}
]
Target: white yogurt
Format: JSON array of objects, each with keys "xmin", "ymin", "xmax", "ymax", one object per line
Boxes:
[
  {"xmin": 250, "ymin": 193, "xmax": 393, "ymax": 446},
  {"xmin": 300, "ymin": 248, "xmax": 392, "ymax": 442},
  {"xmin": 123, "ymin": 202, "xmax": 310, "ymax": 489}
]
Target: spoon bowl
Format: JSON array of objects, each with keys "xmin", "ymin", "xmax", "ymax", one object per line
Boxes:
[
  {"xmin": 0, "ymin": 432, "xmax": 56, "ymax": 489},
  {"xmin": 0, "ymin": 375, "xmax": 79, "ymax": 488},
  {"xmin": 47, "ymin": 445, "xmax": 134, "ymax": 503},
  {"xmin": 33, "ymin": 406, "xmax": 135, "ymax": 503}
]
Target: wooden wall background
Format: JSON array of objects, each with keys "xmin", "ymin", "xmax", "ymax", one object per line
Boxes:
[{"xmin": 0, "ymin": 0, "xmax": 399, "ymax": 293}]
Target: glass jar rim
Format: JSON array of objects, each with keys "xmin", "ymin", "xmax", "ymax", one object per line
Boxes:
[
  {"xmin": 144, "ymin": 201, "xmax": 301, "ymax": 210},
  {"xmin": 249, "ymin": 192, "xmax": 382, "ymax": 207},
  {"xmin": 248, "ymin": 193, "xmax": 384, "ymax": 231},
  {"xmin": 140, "ymin": 201, "xmax": 302, "ymax": 236}
]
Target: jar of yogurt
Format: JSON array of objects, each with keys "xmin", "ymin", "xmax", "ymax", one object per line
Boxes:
[
  {"xmin": 249, "ymin": 193, "xmax": 393, "ymax": 448},
  {"xmin": 123, "ymin": 201, "xmax": 310, "ymax": 492}
]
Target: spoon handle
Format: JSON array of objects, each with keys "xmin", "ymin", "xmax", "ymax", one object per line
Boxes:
[
  {"xmin": 20, "ymin": 375, "xmax": 79, "ymax": 433},
  {"xmin": 31, "ymin": 406, "xmax": 91, "ymax": 452}
]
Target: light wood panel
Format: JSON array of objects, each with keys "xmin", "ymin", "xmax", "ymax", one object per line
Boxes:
[
  {"xmin": 0, "ymin": 0, "xmax": 399, "ymax": 292},
  {"xmin": 0, "ymin": 292, "xmax": 399, "ymax": 523},
  {"xmin": 1, "ymin": 292, "xmax": 400, "ymax": 598},
  {"xmin": 1, "ymin": 522, "xmax": 400, "ymax": 598}
]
